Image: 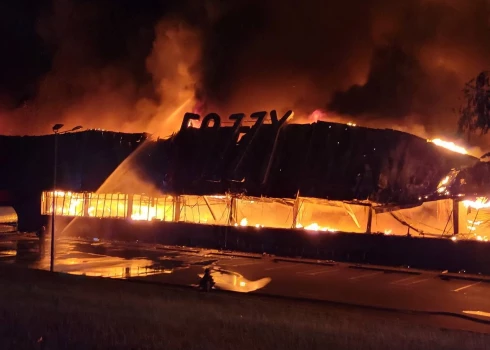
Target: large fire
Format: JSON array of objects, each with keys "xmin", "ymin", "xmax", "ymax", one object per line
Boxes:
[
  {"xmin": 41, "ymin": 191, "xmax": 343, "ymax": 234},
  {"xmin": 41, "ymin": 191, "xmax": 490, "ymax": 242},
  {"xmin": 462, "ymin": 197, "xmax": 490, "ymax": 210},
  {"xmin": 461, "ymin": 197, "xmax": 490, "ymax": 242},
  {"xmin": 428, "ymin": 138, "xmax": 468, "ymax": 155}
]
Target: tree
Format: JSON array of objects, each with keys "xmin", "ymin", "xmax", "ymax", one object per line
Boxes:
[{"xmin": 458, "ymin": 71, "xmax": 490, "ymax": 140}]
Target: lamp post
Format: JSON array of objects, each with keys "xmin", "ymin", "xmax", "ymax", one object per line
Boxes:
[{"xmin": 50, "ymin": 124, "xmax": 83, "ymax": 272}]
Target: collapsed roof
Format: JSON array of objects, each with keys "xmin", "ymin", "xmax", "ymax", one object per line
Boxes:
[
  {"xmin": 430, "ymin": 161, "xmax": 490, "ymax": 201},
  {"xmin": 137, "ymin": 120, "xmax": 477, "ymax": 204}
]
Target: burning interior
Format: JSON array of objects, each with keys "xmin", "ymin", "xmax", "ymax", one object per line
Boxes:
[{"xmin": 39, "ymin": 191, "xmax": 490, "ymax": 241}]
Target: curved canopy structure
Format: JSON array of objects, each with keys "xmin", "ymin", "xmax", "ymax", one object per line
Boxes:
[{"xmin": 0, "ymin": 206, "xmax": 18, "ymax": 233}]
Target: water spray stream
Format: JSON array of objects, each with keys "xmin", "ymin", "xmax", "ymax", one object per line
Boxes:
[{"xmin": 61, "ymin": 98, "xmax": 193, "ymax": 236}]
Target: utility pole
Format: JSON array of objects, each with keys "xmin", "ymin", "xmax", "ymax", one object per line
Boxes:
[{"xmin": 50, "ymin": 124, "xmax": 83, "ymax": 272}]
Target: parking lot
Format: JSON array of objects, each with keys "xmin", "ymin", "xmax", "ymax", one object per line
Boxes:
[{"xmin": 2, "ymin": 236, "xmax": 490, "ymax": 331}]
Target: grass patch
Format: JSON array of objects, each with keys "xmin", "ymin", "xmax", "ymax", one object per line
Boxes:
[{"xmin": 0, "ymin": 266, "xmax": 488, "ymax": 349}]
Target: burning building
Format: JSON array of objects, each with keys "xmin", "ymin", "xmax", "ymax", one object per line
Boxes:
[{"xmin": 32, "ymin": 110, "xmax": 490, "ymax": 241}]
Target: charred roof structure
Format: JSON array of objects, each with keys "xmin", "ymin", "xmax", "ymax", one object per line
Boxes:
[
  {"xmin": 436, "ymin": 161, "xmax": 490, "ymax": 199},
  {"xmin": 138, "ymin": 120, "xmax": 477, "ymax": 205}
]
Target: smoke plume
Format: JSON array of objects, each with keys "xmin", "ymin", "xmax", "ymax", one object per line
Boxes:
[
  {"xmin": 2, "ymin": 0, "xmax": 490, "ymax": 148},
  {"xmin": 194, "ymin": 0, "xmax": 490, "ymax": 147},
  {"xmin": 1, "ymin": 0, "xmax": 201, "ymax": 137}
]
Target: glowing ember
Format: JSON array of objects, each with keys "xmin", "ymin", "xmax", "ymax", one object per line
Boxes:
[
  {"xmin": 384, "ymin": 229, "xmax": 392, "ymax": 235},
  {"xmin": 428, "ymin": 138, "xmax": 468, "ymax": 155},
  {"xmin": 467, "ymin": 219, "xmax": 482, "ymax": 232},
  {"xmin": 347, "ymin": 122, "xmax": 357, "ymax": 127},
  {"xmin": 462, "ymin": 197, "xmax": 490, "ymax": 210},
  {"xmin": 299, "ymin": 222, "xmax": 337, "ymax": 233},
  {"xmin": 451, "ymin": 236, "xmax": 457, "ymax": 242},
  {"xmin": 240, "ymin": 218, "xmax": 248, "ymax": 226},
  {"xmin": 435, "ymin": 170, "xmax": 460, "ymax": 196},
  {"xmin": 437, "ymin": 186, "xmax": 447, "ymax": 194},
  {"xmin": 440, "ymin": 176, "xmax": 450, "ymax": 186}
]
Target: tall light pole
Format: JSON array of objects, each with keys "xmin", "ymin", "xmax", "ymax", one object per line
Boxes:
[{"xmin": 50, "ymin": 124, "xmax": 83, "ymax": 272}]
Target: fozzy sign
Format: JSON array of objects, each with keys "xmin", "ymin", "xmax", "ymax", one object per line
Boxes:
[
  {"xmin": 180, "ymin": 110, "xmax": 294, "ymax": 134},
  {"xmin": 179, "ymin": 110, "xmax": 293, "ymax": 185}
]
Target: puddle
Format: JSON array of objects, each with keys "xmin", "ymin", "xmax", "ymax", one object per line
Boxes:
[{"xmin": 198, "ymin": 266, "xmax": 271, "ymax": 293}]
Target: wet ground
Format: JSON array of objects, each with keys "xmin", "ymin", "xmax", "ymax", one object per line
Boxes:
[{"xmin": 2, "ymin": 234, "xmax": 490, "ymax": 332}]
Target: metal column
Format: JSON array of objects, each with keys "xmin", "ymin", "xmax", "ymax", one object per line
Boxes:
[{"xmin": 453, "ymin": 199, "xmax": 459, "ymax": 235}]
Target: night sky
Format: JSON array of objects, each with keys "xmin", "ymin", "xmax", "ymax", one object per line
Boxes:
[{"xmin": 2, "ymin": 0, "xmax": 490, "ymax": 144}]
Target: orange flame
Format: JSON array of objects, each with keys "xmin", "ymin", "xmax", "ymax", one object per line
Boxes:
[
  {"xmin": 428, "ymin": 138, "xmax": 468, "ymax": 155},
  {"xmin": 462, "ymin": 197, "xmax": 490, "ymax": 210}
]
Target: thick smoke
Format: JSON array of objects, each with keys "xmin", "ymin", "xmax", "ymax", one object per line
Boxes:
[
  {"xmin": 2, "ymin": 0, "xmax": 490, "ymax": 147},
  {"xmin": 195, "ymin": 0, "xmax": 490, "ymax": 145},
  {"xmin": 1, "ymin": 0, "xmax": 201, "ymax": 137}
]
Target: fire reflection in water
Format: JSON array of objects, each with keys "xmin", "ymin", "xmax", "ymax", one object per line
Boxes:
[
  {"xmin": 44, "ymin": 255, "xmax": 167, "ymax": 278},
  {"xmin": 198, "ymin": 267, "xmax": 271, "ymax": 293}
]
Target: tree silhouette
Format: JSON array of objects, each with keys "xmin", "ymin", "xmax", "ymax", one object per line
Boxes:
[{"xmin": 458, "ymin": 71, "xmax": 490, "ymax": 140}]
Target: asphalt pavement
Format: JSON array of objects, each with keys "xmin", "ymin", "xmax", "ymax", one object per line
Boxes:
[{"xmin": 2, "ymin": 235, "xmax": 490, "ymax": 332}]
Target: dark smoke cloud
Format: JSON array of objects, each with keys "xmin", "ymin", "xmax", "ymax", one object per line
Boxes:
[
  {"xmin": 325, "ymin": 0, "xmax": 490, "ymax": 138},
  {"xmin": 195, "ymin": 0, "xmax": 490, "ymax": 142},
  {"xmin": 329, "ymin": 45, "xmax": 427, "ymax": 118},
  {"xmin": 2, "ymin": 0, "xmax": 490, "ymax": 147},
  {"xmin": 0, "ymin": 0, "xmax": 175, "ymax": 135},
  {"xmin": 196, "ymin": 0, "xmax": 375, "ymax": 115}
]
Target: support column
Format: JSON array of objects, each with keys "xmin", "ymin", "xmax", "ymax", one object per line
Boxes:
[
  {"xmin": 366, "ymin": 206, "xmax": 373, "ymax": 234},
  {"xmin": 292, "ymin": 190, "xmax": 300, "ymax": 228},
  {"xmin": 126, "ymin": 194, "xmax": 133, "ymax": 219},
  {"xmin": 83, "ymin": 193, "xmax": 90, "ymax": 217},
  {"xmin": 228, "ymin": 196, "xmax": 237, "ymax": 226},
  {"xmin": 174, "ymin": 196, "xmax": 181, "ymax": 222},
  {"xmin": 453, "ymin": 199, "xmax": 459, "ymax": 235}
]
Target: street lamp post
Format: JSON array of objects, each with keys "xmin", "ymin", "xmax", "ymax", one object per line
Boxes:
[{"xmin": 50, "ymin": 124, "xmax": 83, "ymax": 272}]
